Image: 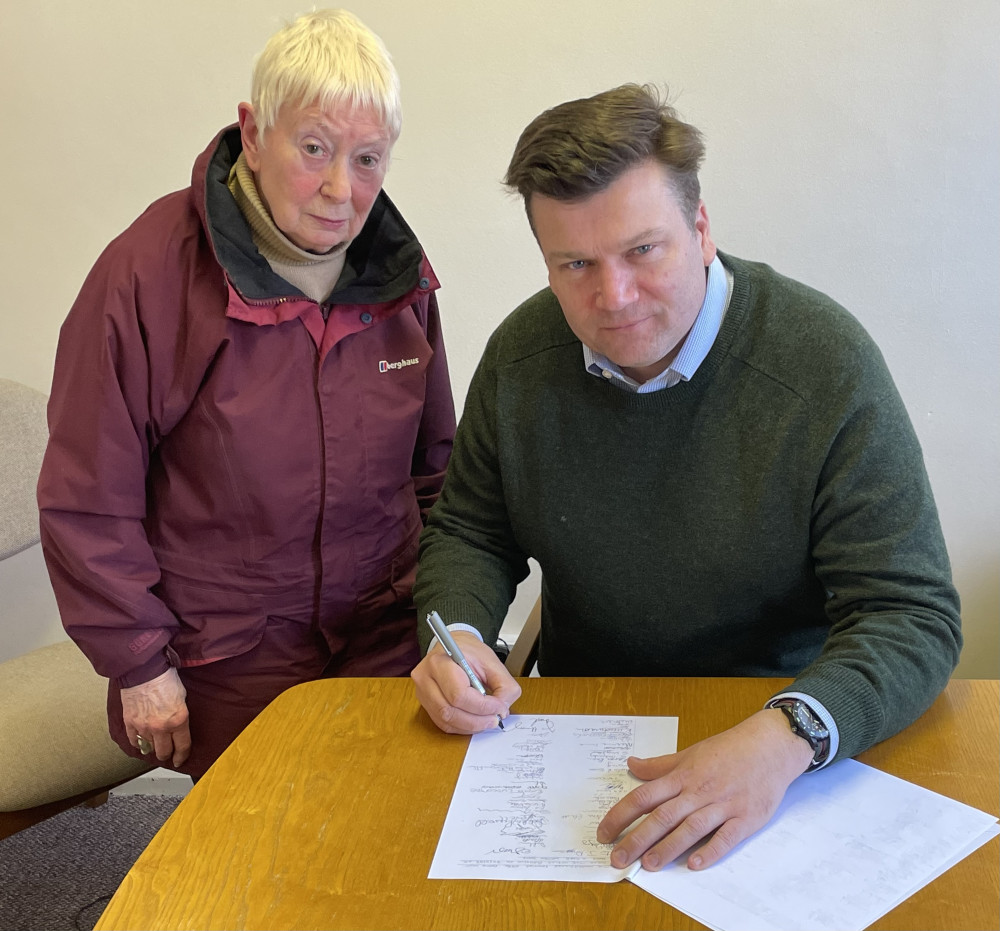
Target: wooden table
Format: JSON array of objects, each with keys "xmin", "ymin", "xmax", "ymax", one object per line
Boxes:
[{"xmin": 95, "ymin": 677, "xmax": 998, "ymax": 931}]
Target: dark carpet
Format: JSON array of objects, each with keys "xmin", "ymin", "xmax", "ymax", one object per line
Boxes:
[{"xmin": 0, "ymin": 795, "xmax": 181, "ymax": 931}]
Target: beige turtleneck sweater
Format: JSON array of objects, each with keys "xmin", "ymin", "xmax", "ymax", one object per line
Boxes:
[{"xmin": 228, "ymin": 152, "xmax": 347, "ymax": 303}]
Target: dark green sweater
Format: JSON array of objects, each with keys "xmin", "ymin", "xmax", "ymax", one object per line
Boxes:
[{"xmin": 415, "ymin": 252, "xmax": 961, "ymax": 762}]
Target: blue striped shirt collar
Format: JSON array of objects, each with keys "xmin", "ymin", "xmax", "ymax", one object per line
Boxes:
[{"xmin": 583, "ymin": 255, "xmax": 732, "ymax": 393}]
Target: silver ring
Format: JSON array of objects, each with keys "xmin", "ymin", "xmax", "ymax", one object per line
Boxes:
[{"xmin": 136, "ymin": 735, "xmax": 153, "ymax": 755}]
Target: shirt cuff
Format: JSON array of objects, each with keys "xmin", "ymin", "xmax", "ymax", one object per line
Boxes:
[
  {"xmin": 427, "ymin": 623, "xmax": 485, "ymax": 654},
  {"xmin": 765, "ymin": 691, "xmax": 840, "ymax": 770}
]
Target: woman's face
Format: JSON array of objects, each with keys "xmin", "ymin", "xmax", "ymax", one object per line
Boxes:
[{"xmin": 239, "ymin": 100, "xmax": 392, "ymax": 253}]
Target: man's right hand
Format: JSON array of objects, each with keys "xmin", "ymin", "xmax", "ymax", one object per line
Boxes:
[
  {"xmin": 411, "ymin": 631, "xmax": 521, "ymax": 734},
  {"xmin": 121, "ymin": 667, "xmax": 192, "ymax": 767}
]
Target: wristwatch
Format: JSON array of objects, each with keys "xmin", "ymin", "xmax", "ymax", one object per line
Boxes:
[{"xmin": 769, "ymin": 698, "xmax": 830, "ymax": 769}]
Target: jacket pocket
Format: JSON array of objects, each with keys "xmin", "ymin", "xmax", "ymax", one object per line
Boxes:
[
  {"xmin": 354, "ymin": 534, "xmax": 418, "ymax": 615},
  {"xmin": 155, "ymin": 572, "xmax": 268, "ymax": 667},
  {"xmin": 339, "ymin": 534, "xmax": 420, "ymax": 675}
]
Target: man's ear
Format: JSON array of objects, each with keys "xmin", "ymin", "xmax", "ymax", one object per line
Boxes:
[
  {"xmin": 695, "ymin": 200, "xmax": 717, "ymax": 266},
  {"xmin": 237, "ymin": 102, "xmax": 262, "ymax": 172}
]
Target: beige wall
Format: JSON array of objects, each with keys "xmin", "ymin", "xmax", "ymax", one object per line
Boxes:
[{"xmin": 1, "ymin": 1, "xmax": 996, "ymax": 675}]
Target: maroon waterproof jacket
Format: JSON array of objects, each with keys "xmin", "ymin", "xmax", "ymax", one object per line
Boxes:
[{"xmin": 37, "ymin": 126, "xmax": 456, "ymax": 688}]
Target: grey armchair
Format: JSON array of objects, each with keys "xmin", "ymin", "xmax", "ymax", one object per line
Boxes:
[{"xmin": 0, "ymin": 378, "xmax": 150, "ymax": 840}]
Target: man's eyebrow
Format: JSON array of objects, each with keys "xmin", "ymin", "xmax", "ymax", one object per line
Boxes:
[
  {"xmin": 622, "ymin": 228, "xmax": 667, "ymax": 248},
  {"xmin": 546, "ymin": 228, "xmax": 668, "ymax": 262},
  {"xmin": 546, "ymin": 249, "xmax": 588, "ymax": 261}
]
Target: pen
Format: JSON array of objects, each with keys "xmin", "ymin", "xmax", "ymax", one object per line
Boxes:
[{"xmin": 425, "ymin": 610, "xmax": 504, "ymax": 730}]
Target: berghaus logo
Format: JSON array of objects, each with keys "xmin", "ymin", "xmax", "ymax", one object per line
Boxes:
[{"xmin": 379, "ymin": 357, "xmax": 420, "ymax": 373}]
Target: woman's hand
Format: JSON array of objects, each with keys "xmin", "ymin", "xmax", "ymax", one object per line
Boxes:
[{"xmin": 121, "ymin": 667, "xmax": 192, "ymax": 768}]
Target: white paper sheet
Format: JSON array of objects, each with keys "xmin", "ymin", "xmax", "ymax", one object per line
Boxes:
[
  {"xmin": 630, "ymin": 759, "xmax": 1000, "ymax": 931},
  {"xmin": 430, "ymin": 714, "xmax": 999, "ymax": 931},
  {"xmin": 429, "ymin": 713, "xmax": 677, "ymax": 882}
]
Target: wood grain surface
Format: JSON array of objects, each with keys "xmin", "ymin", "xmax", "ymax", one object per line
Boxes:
[{"xmin": 95, "ymin": 677, "xmax": 999, "ymax": 931}]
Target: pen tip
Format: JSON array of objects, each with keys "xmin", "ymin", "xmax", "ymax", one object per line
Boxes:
[{"xmin": 498, "ymin": 717, "xmax": 505, "ymax": 730}]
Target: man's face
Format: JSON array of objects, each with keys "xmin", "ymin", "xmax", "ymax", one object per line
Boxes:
[
  {"xmin": 531, "ymin": 159, "xmax": 716, "ymax": 383},
  {"xmin": 238, "ymin": 100, "xmax": 391, "ymax": 254}
]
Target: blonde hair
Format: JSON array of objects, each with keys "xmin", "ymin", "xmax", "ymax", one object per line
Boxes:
[{"xmin": 251, "ymin": 9, "xmax": 401, "ymax": 142}]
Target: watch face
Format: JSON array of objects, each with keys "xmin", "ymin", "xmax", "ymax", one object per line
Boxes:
[
  {"xmin": 791, "ymin": 703, "xmax": 828, "ymax": 739},
  {"xmin": 772, "ymin": 699, "xmax": 830, "ymax": 768}
]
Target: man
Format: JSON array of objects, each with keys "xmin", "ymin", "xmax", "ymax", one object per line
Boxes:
[
  {"xmin": 38, "ymin": 10, "xmax": 455, "ymax": 780},
  {"xmin": 410, "ymin": 83, "xmax": 961, "ymax": 872}
]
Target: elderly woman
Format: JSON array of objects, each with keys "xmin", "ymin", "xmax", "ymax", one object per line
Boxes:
[{"xmin": 37, "ymin": 10, "xmax": 455, "ymax": 780}]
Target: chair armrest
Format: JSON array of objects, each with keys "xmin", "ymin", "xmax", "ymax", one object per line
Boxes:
[
  {"xmin": 504, "ymin": 595, "xmax": 541, "ymax": 677},
  {"xmin": 0, "ymin": 641, "xmax": 151, "ymax": 813}
]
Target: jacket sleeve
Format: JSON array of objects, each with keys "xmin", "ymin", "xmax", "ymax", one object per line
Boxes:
[
  {"xmin": 409, "ymin": 287, "xmax": 457, "ymax": 523},
  {"xmin": 38, "ymin": 242, "xmax": 182, "ymax": 687},
  {"xmin": 785, "ymin": 337, "xmax": 962, "ymax": 761},
  {"xmin": 413, "ymin": 328, "xmax": 530, "ymax": 653}
]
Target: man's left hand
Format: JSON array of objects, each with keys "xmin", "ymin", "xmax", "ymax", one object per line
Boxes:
[{"xmin": 596, "ymin": 708, "xmax": 815, "ymax": 871}]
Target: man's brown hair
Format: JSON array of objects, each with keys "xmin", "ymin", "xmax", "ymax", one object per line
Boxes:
[{"xmin": 504, "ymin": 83, "xmax": 706, "ymax": 231}]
